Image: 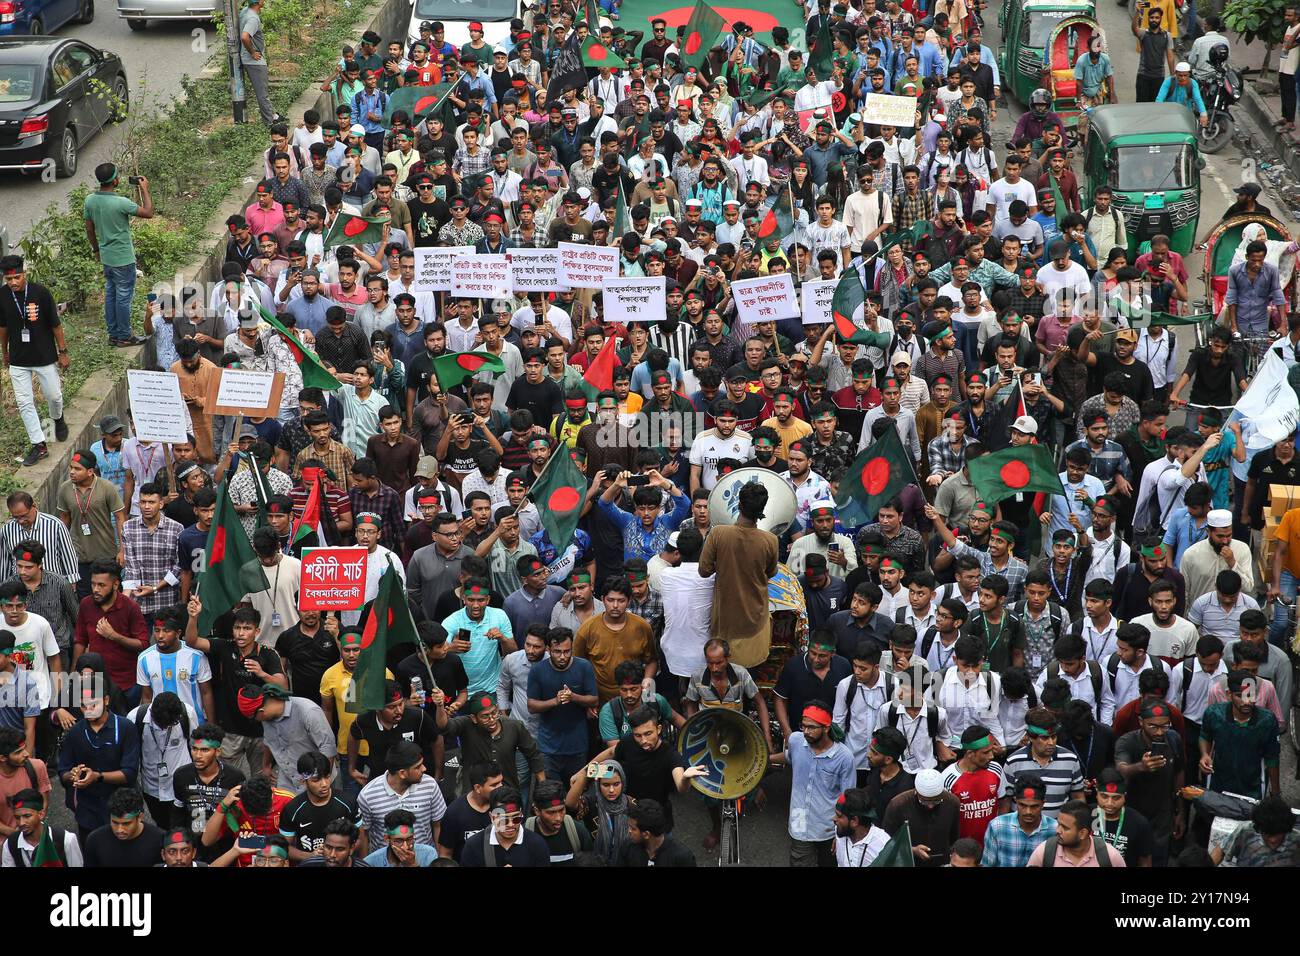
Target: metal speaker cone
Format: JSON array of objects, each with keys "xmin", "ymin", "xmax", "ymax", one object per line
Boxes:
[
  {"xmin": 707, "ymin": 466, "xmax": 798, "ymax": 537},
  {"xmin": 676, "ymin": 707, "xmax": 769, "ymax": 800}
]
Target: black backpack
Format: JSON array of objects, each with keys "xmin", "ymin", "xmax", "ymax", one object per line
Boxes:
[
  {"xmin": 843, "ymin": 673, "xmax": 894, "ymax": 733},
  {"xmin": 1041, "ymin": 832, "xmax": 1112, "ymax": 867},
  {"xmin": 887, "ymin": 701, "xmax": 940, "ymax": 740},
  {"xmin": 5, "ymin": 825, "xmax": 70, "ymax": 867},
  {"xmin": 134, "ymin": 703, "xmax": 191, "ymax": 771}
]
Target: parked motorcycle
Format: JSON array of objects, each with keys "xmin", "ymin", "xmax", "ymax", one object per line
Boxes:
[{"xmin": 1196, "ymin": 43, "xmax": 1241, "ymax": 154}]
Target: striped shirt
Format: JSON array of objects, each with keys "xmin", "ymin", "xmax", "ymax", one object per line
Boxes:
[
  {"xmin": 1001, "ymin": 745, "xmax": 1084, "ymax": 812},
  {"xmin": 0, "ymin": 512, "xmax": 81, "ymax": 582},
  {"xmin": 357, "ymin": 774, "xmax": 447, "ymax": 848},
  {"xmin": 135, "ymin": 645, "xmax": 212, "ymax": 722}
]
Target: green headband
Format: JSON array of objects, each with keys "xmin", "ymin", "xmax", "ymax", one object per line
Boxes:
[
  {"xmin": 991, "ymin": 527, "xmax": 1015, "ymax": 543},
  {"xmin": 1027, "ymin": 723, "xmax": 1056, "ymax": 737},
  {"xmin": 197, "ymin": 738, "xmax": 222, "ymax": 750},
  {"xmin": 926, "ymin": 325, "xmax": 953, "ymax": 345},
  {"xmin": 259, "ymin": 844, "xmax": 289, "ymax": 859},
  {"xmin": 962, "ymin": 735, "xmax": 991, "ymax": 751}
]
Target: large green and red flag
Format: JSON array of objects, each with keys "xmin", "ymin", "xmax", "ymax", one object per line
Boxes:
[
  {"xmin": 869, "ymin": 822, "xmax": 915, "ymax": 867},
  {"xmin": 582, "ymin": 35, "xmax": 627, "ymax": 68},
  {"xmin": 830, "ymin": 268, "xmax": 893, "ymax": 348},
  {"xmin": 880, "ymin": 219, "xmax": 931, "ymax": 254},
  {"xmin": 967, "ymin": 443, "xmax": 1066, "ymax": 505},
  {"xmin": 290, "ymin": 468, "xmax": 338, "ymax": 551},
  {"xmin": 431, "ymin": 351, "xmax": 507, "ymax": 393},
  {"xmin": 322, "ymin": 210, "xmax": 388, "ymax": 249},
  {"xmin": 808, "ymin": 18, "xmax": 835, "ymax": 80},
  {"xmin": 528, "ymin": 439, "xmax": 589, "ymax": 552},
  {"xmin": 582, "ymin": 0, "xmax": 602, "ymax": 27},
  {"xmin": 1046, "ymin": 171, "xmax": 1069, "ymax": 227},
  {"xmin": 196, "ymin": 481, "xmax": 268, "ymax": 634},
  {"xmin": 383, "ymin": 83, "xmax": 454, "ymax": 127},
  {"xmin": 31, "ymin": 825, "xmax": 64, "ymax": 867},
  {"xmin": 835, "ymin": 419, "xmax": 917, "ymax": 525},
  {"xmin": 257, "ymin": 305, "xmax": 340, "ymax": 390},
  {"xmin": 346, "ymin": 556, "xmax": 418, "ymax": 714},
  {"xmin": 680, "ymin": 0, "xmax": 726, "ymax": 69},
  {"xmin": 582, "ymin": 334, "xmax": 618, "ymax": 398}
]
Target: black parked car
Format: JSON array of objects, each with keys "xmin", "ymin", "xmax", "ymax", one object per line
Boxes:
[{"xmin": 0, "ymin": 37, "xmax": 127, "ymax": 178}]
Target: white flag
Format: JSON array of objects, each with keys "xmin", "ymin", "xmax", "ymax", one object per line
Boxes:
[{"xmin": 1234, "ymin": 351, "xmax": 1300, "ymax": 451}]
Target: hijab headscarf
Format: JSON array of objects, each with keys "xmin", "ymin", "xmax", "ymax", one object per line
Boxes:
[
  {"xmin": 592, "ymin": 759, "xmax": 630, "ymax": 865},
  {"xmin": 1231, "ymin": 221, "xmax": 1297, "ymax": 291}
]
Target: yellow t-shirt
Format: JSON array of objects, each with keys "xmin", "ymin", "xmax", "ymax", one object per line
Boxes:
[
  {"xmin": 1275, "ymin": 508, "xmax": 1300, "ymax": 579},
  {"xmin": 763, "ymin": 415, "xmax": 813, "ymax": 460},
  {"xmin": 319, "ymin": 662, "xmax": 394, "ymax": 754}
]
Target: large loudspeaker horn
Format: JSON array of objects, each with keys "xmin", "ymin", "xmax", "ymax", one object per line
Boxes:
[
  {"xmin": 707, "ymin": 466, "xmax": 798, "ymax": 537},
  {"xmin": 676, "ymin": 708, "xmax": 769, "ymax": 800}
]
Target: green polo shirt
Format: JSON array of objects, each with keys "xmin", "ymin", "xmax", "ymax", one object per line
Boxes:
[
  {"xmin": 1199, "ymin": 702, "xmax": 1280, "ymax": 800},
  {"xmin": 83, "ymin": 191, "xmax": 139, "ymax": 268}
]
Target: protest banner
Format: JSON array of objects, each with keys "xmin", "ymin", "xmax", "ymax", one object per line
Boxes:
[
  {"xmin": 801, "ymin": 278, "xmax": 837, "ymax": 326},
  {"xmin": 861, "ymin": 93, "xmax": 921, "ymax": 127},
  {"xmin": 602, "ymin": 277, "xmax": 666, "ymax": 325},
  {"xmin": 413, "ymin": 246, "xmax": 473, "ymax": 293},
  {"xmin": 731, "ymin": 273, "xmax": 800, "ymax": 323},
  {"xmin": 1234, "ymin": 351, "xmax": 1300, "ymax": 451},
  {"xmin": 126, "ymin": 370, "xmax": 189, "ymax": 444},
  {"xmin": 559, "ymin": 242, "xmax": 620, "ymax": 288},
  {"xmin": 299, "ymin": 547, "xmax": 369, "ymax": 611},
  {"xmin": 207, "ymin": 368, "xmax": 285, "ymax": 417},
  {"xmin": 451, "ymin": 255, "xmax": 512, "ymax": 299},
  {"xmin": 508, "ymin": 247, "xmax": 565, "ymax": 293}
]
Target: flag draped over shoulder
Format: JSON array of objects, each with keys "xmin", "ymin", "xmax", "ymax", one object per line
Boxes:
[
  {"xmin": 197, "ymin": 481, "xmax": 268, "ymax": 634},
  {"xmin": 347, "ymin": 558, "xmax": 418, "ymax": 714}
]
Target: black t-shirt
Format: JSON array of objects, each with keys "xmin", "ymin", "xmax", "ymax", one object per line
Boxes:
[
  {"xmin": 394, "ymin": 650, "xmax": 469, "ymax": 701},
  {"xmin": 774, "ymin": 653, "xmax": 854, "ymax": 731},
  {"xmin": 614, "ymin": 737, "xmax": 688, "ymax": 831},
  {"xmin": 1246, "ymin": 450, "xmax": 1300, "ymax": 526},
  {"xmin": 529, "ymin": 816, "xmax": 594, "ymax": 865},
  {"xmin": 1094, "ymin": 805, "xmax": 1156, "ymax": 865},
  {"xmin": 1114, "ymin": 728, "xmax": 1183, "ymax": 833},
  {"xmin": 406, "ymin": 349, "xmax": 450, "ymax": 405},
  {"xmin": 506, "ymin": 377, "xmax": 565, "ymax": 433},
  {"xmin": 864, "ymin": 766, "xmax": 916, "ymax": 824},
  {"xmin": 443, "ymin": 438, "xmax": 488, "ymax": 476},
  {"xmin": 721, "ymin": 391, "xmax": 766, "ymax": 432},
  {"xmin": 164, "ymin": 495, "xmax": 198, "ymax": 528},
  {"xmin": 206, "ymin": 638, "xmax": 285, "ymax": 737},
  {"xmin": 349, "ymin": 707, "xmax": 441, "ymax": 778},
  {"xmin": 84, "ymin": 823, "xmax": 166, "ymax": 867},
  {"xmin": 1091, "ymin": 352, "xmax": 1155, "ymax": 406},
  {"xmin": 617, "ymin": 834, "xmax": 697, "ymax": 866},
  {"xmin": 279, "ymin": 791, "xmax": 360, "ymax": 854},
  {"xmin": 437, "ymin": 795, "xmax": 492, "ymax": 862},
  {"xmin": 460, "ymin": 828, "xmax": 552, "ymax": 866},
  {"xmin": 170, "ymin": 760, "xmax": 245, "ymax": 862},
  {"xmin": 0, "ymin": 279, "xmax": 61, "ymax": 367},
  {"xmin": 1183, "ymin": 347, "xmax": 1242, "ymax": 406},
  {"xmin": 274, "ymin": 624, "xmax": 340, "ymax": 704},
  {"xmin": 407, "ymin": 197, "xmax": 451, "ymax": 246}
]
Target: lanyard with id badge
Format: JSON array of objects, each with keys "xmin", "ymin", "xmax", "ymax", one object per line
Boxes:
[
  {"xmin": 12, "ymin": 288, "xmax": 32, "ymax": 343},
  {"xmin": 75, "ymin": 484, "xmax": 96, "ymax": 537}
]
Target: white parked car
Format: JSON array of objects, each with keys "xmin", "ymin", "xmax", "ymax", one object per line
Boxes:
[
  {"xmin": 115, "ymin": 0, "xmax": 214, "ymax": 31},
  {"xmin": 405, "ymin": 0, "xmax": 520, "ymax": 52}
]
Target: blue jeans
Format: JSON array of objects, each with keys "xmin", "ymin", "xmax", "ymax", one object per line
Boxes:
[
  {"xmin": 542, "ymin": 751, "xmax": 587, "ymax": 786},
  {"xmin": 1269, "ymin": 569, "xmax": 1298, "ymax": 648},
  {"xmin": 103, "ymin": 262, "xmax": 136, "ymax": 340}
]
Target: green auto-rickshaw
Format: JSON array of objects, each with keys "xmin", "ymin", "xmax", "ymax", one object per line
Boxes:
[
  {"xmin": 999, "ymin": 0, "xmax": 1097, "ymax": 105},
  {"xmin": 1084, "ymin": 103, "xmax": 1205, "ymax": 257}
]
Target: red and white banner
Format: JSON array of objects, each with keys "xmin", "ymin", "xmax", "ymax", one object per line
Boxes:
[{"xmin": 299, "ymin": 547, "xmax": 368, "ymax": 611}]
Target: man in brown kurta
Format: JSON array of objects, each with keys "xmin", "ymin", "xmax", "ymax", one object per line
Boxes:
[
  {"xmin": 698, "ymin": 482, "xmax": 779, "ymax": 668},
  {"xmin": 171, "ymin": 347, "xmax": 220, "ymax": 464}
]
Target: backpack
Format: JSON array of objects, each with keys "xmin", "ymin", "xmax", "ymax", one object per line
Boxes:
[
  {"xmin": 1106, "ymin": 652, "xmax": 1122, "ymax": 694},
  {"xmin": 1179, "ymin": 659, "xmax": 1196, "ymax": 714},
  {"xmin": 1010, "ymin": 600, "xmax": 1065, "ymax": 644},
  {"xmin": 1046, "ymin": 659, "xmax": 1103, "ymax": 719},
  {"xmin": 524, "ymin": 814, "xmax": 582, "ymax": 857},
  {"xmin": 134, "ymin": 704, "xmax": 191, "ymax": 770},
  {"xmin": 887, "ymin": 701, "xmax": 940, "ymax": 740},
  {"xmin": 1041, "ymin": 832, "xmax": 1112, "ymax": 867},
  {"xmin": 1084, "ymin": 206, "xmax": 1121, "ymax": 239},
  {"xmin": 843, "ymin": 672, "xmax": 894, "ymax": 733},
  {"xmin": 5, "ymin": 826, "xmax": 70, "ymax": 867}
]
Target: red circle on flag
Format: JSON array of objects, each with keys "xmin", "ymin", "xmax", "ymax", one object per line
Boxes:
[
  {"xmin": 588, "ymin": 42, "xmax": 610, "ymax": 62},
  {"xmin": 861, "ymin": 457, "xmax": 891, "ymax": 495},
  {"xmin": 456, "ymin": 354, "xmax": 489, "ymax": 371},
  {"xmin": 359, "ymin": 627, "xmax": 377, "ymax": 650},
  {"xmin": 683, "ymin": 30, "xmax": 703, "ymax": 55},
  {"xmin": 414, "ymin": 95, "xmax": 439, "ymax": 114},
  {"xmin": 547, "ymin": 487, "xmax": 581, "ymax": 513},
  {"xmin": 1000, "ymin": 460, "xmax": 1031, "ymax": 489},
  {"xmin": 342, "ymin": 217, "xmax": 369, "ymax": 237}
]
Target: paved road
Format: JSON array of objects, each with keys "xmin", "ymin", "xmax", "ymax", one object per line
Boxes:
[{"xmin": 0, "ymin": 13, "xmax": 215, "ymax": 244}]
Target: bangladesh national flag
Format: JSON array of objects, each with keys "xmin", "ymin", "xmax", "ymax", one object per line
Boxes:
[
  {"xmin": 680, "ymin": 0, "xmax": 726, "ymax": 69},
  {"xmin": 582, "ymin": 35, "xmax": 627, "ymax": 68},
  {"xmin": 967, "ymin": 444, "xmax": 1067, "ymax": 506},
  {"xmin": 244, "ymin": 451, "xmax": 272, "ymax": 529},
  {"xmin": 528, "ymin": 439, "xmax": 588, "ymax": 553},
  {"xmin": 383, "ymin": 83, "xmax": 454, "ymax": 126},
  {"xmin": 830, "ymin": 269, "xmax": 892, "ymax": 349},
  {"xmin": 323, "ymin": 210, "xmax": 388, "ymax": 249},
  {"xmin": 808, "ymin": 19, "xmax": 835, "ymax": 80},
  {"xmin": 346, "ymin": 557, "xmax": 419, "ymax": 714},
  {"xmin": 258, "ymin": 306, "xmax": 340, "ymax": 390},
  {"xmin": 835, "ymin": 419, "xmax": 917, "ymax": 525},
  {"xmin": 290, "ymin": 470, "xmax": 338, "ymax": 551},
  {"xmin": 31, "ymin": 825, "xmax": 65, "ymax": 867},
  {"xmin": 582, "ymin": 334, "xmax": 618, "ymax": 398},
  {"xmin": 869, "ymin": 822, "xmax": 915, "ymax": 868},
  {"xmin": 881, "ymin": 219, "xmax": 931, "ymax": 254},
  {"xmin": 196, "ymin": 482, "xmax": 268, "ymax": 634},
  {"xmin": 431, "ymin": 351, "xmax": 507, "ymax": 393},
  {"xmin": 582, "ymin": 0, "xmax": 601, "ymax": 26}
]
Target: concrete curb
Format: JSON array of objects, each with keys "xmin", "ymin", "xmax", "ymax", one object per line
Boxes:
[
  {"xmin": 1242, "ymin": 79, "xmax": 1300, "ymax": 183},
  {"xmin": 18, "ymin": 0, "xmax": 407, "ymax": 511}
]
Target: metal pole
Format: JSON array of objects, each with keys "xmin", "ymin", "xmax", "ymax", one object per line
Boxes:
[{"xmin": 226, "ymin": 0, "xmax": 246, "ymax": 123}]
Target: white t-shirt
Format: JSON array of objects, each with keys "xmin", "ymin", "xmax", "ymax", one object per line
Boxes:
[
  {"xmin": 1036, "ymin": 261, "xmax": 1092, "ymax": 308},
  {"xmin": 6, "ymin": 613, "xmax": 59, "ymax": 708},
  {"xmin": 241, "ymin": 555, "xmax": 302, "ymax": 648},
  {"xmin": 1129, "ymin": 613, "xmax": 1199, "ymax": 661},
  {"xmin": 511, "ymin": 304, "xmax": 573, "ymax": 343},
  {"xmin": 688, "ymin": 428, "xmax": 753, "ymax": 490},
  {"xmin": 805, "ymin": 220, "xmax": 853, "ymax": 262},
  {"xmin": 986, "ymin": 177, "xmax": 1037, "ymax": 223}
]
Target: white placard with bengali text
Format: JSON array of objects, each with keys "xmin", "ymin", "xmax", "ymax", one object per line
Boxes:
[
  {"xmin": 801, "ymin": 278, "xmax": 838, "ymax": 326},
  {"xmin": 731, "ymin": 273, "xmax": 800, "ymax": 323},
  {"xmin": 214, "ymin": 368, "xmax": 276, "ymax": 412},
  {"xmin": 413, "ymin": 245, "xmax": 473, "ymax": 293},
  {"xmin": 450, "ymin": 255, "xmax": 512, "ymax": 299},
  {"xmin": 558, "ymin": 242, "xmax": 620, "ymax": 289},
  {"xmin": 602, "ymin": 276, "xmax": 666, "ymax": 326},
  {"xmin": 126, "ymin": 370, "xmax": 189, "ymax": 444},
  {"xmin": 508, "ymin": 247, "xmax": 565, "ymax": 293},
  {"xmin": 861, "ymin": 93, "xmax": 921, "ymax": 128}
]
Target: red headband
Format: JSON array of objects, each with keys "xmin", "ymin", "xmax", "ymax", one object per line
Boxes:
[{"xmin": 804, "ymin": 706, "xmax": 833, "ymax": 727}]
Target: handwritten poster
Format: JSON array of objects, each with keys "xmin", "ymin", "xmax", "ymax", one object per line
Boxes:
[
  {"xmin": 508, "ymin": 247, "xmax": 565, "ymax": 293},
  {"xmin": 413, "ymin": 245, "xmax": 473, "ymax": 293},
  {"xmin": 126, "ymin": 370, "xmax": 189, "ymax": 443},
  {"xmin": 801, "ymin": 278, "xmax": 837, "ymax": 326}
]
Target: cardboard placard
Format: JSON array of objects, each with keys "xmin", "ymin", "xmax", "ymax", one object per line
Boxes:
[
  {"xmin": 602, "ymin": 277, "xmax": 666, "ymax": 325},
  {"xmin": 801, "ymin": 278, "xmax": 838, "ymax": 326},
  {"xmin": 413, "ymin": 245, "xmax": 473, "ymax": 293},
  {"xmin": 126, "ymin": 370, "xmax": 189, "ymax": 444},
  {"xmin": 299, "ymin": 547, "xmax": 369, "ymax": 611},
  {"xmin": 508, "ymin": 247, "xmax": 565, "ymax": 293},
  {"xmin": 206, "ymin": 368, "xmax": 285, "ymax": 417},
  {"xmin": 558, "ymin": 242, "xmax": 620, "ymax": 289},
  {"xmin": 451, "ymin": 255, "xmax": 512, "ymax": 299},
  {"xmin": 861, "ymin": 93, "xmax": 921, "ymax": 128},
  {"xmin": 731, "ymin": 273, "xmax": 800, "ymax": 323}
]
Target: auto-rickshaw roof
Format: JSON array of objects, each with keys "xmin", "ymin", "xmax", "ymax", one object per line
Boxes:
[
  {"xmin": 1022, "ymin": 0, "xmax": 1096, "ymax": 10},
  {"xmin": 1089, "ymin": 104, "xmax": 1199, "ymax": 143}
]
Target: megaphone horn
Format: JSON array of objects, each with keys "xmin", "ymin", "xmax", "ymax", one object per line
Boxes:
[{"xmin": 676, "ymin": 707, "xmax": 769, "ymax": 801}]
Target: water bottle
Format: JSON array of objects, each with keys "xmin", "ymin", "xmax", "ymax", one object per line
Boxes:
[{"xmin": 411, "ymin": 676, "xmax": 424, "ymax": 707}]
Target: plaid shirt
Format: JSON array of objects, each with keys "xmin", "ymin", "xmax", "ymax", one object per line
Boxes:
[
  {"xmin": 927, "ymin": 434, "xmax": 973, "ymax": 481},
  {"xmin": 121, "ymin": 516, "xmax": 184, "ymax": 614},
  {"xmin": 453, "ymin": 146, "xmax": 492, "ymax": 180},
  {"xmin": 348, "ymin": 484, "xmax": 406, "ymax": 553},
  {"xmin": 1075, "ymin": 394, "xmax": 1141, "ymax": 444},
  {"xmin": 629, "ymin": 588, "xmax": 664, "ymax": 640},
  {"xmin": 980, "ymin": 810, "xmax": 1057, "ymax": 867},
  {"xmin": 810, "ymin": 430, "xmax": 858, "ymax": 485},
  {"xmin": 16, "ymin": 570, "xmax": 78, "ymax": 650},
  {"xmin": 892, "ymin": 188, "xmax": 933, "ymax": 245},
  {"xmin": 950, "ymin": 539, "xmax": 1030, "ymax": 603},
  {"xmin": 858, "ymin": 523, "xmax": 926, "ymax": 572},
  {"xmin": 293, "ymin": 439, "xmax": 356, "ymax": 491},
  {"xmin": 1063, "ymin": 438, "xmax": 1132, "ymax": 486},
  {"xmin": 914, "ymin": 347, "xmax": 965, "ymax": 390},
  {"xmin": 229, "ymin": 465, "xmax": 294, "ymax": 539},
  {"xmin": 1008, "ymin": 288, "xmax": 1048, "ymax": 321},
  {"xmin": 508, "ymin": 225, "xmax": 541, "ymax": 247}
]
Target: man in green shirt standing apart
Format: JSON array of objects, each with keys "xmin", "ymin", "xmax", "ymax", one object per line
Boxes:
[{"xmin": 83, "ymin": 163, "xmax": 152, "ymax": 347}]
